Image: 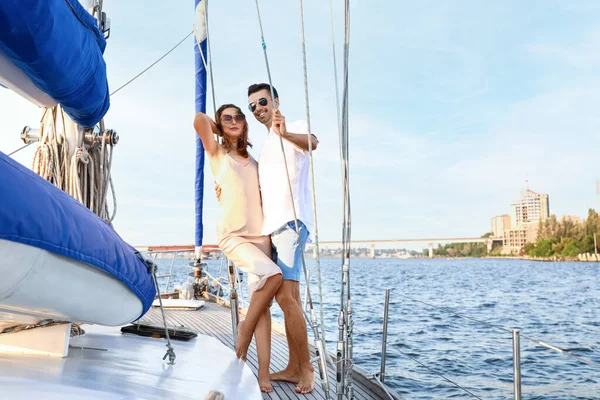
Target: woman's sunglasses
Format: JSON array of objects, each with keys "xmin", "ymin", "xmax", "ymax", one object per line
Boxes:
[
  {"xmin": 248, "ymin": 97, "xmax": 269, "ymax": 112},
  {"xmin": 221, "ymin": 114, "xmax": 246, "ymax": 124}
]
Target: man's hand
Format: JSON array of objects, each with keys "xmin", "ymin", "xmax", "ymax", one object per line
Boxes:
[
  {"xmin": 214, "ymin": 180, "xmax": 222, "ymax": 202},
  {"xmin": 272, "ymin": 109, "xmax": 287, "ymax": 137}
]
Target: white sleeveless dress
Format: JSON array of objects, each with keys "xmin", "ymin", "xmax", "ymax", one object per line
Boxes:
[{"xmin": 212, "ymin": 152, "xmax": 281, "ymax": 299}]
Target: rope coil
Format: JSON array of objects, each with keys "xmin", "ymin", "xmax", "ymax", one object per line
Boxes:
[{"xmin": 30, "ymin": 107, "xmax": 117, "ymax": 222}]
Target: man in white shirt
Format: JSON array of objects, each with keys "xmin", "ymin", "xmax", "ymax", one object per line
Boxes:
[{"xmin": 248, "ymin": 83, "xmax": 318, "ymax": 394}]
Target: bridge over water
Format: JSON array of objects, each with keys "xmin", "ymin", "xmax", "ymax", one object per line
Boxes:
[{"xmin": 309, "ymin": 237, "xmax": 502, "ymax": 258}]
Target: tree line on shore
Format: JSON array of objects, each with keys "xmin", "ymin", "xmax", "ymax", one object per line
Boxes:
[
  {"xmin": 523, "ymin": 209, "xmax": 599, "ymax": 258},
  {"xmin": 427, "ymin": 209, "xmax": 600, "ymax": 259},
  {"xmin": 426, "ymin": 232, "xmax": 493, "ymax": 258}
]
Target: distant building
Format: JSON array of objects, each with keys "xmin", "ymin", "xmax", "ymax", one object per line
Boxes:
[
  {"xmin": 503, "ymin": 228, "xmax": 527, "ymax": 252},
  {"xmin": 562, "ymin": 215, "xmax": 582, "ymax": 224},
  {"xmin": 510, "ymin": 188, "xmax": 550, "ymax": 227},
  {"xmin": 502, "ymin": 185, "xmax": 550, "ymax": 254},
  {"xmin": 491, "ymin": 214, "xmax": 511, "ymax": 238}
]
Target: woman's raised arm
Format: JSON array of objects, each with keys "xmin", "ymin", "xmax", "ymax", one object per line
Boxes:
[{"xmin": 193, "ymin": 113, "xmax": 220, "ymax": 156}]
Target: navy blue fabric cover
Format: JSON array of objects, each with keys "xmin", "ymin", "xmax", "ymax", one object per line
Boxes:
[
  {"xmin": 0, "ymin": 152, "xmax": 155, "ymax": 318},
  {"xmin": 0, "ymin": 0, "xmax": 110, "ymax": 127},
  {"xmin": 194, "ymin": 0, "xmax": 207, "ymax": 249}
]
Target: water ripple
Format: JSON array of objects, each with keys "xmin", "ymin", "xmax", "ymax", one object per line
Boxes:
[{"xmin": 158, "ymin": 257, "xmax": 600, "ymax": 399}]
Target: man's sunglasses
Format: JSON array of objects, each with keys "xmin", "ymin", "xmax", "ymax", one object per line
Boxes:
[
  {"xmin": 248, "ymin": 97, "xmax": 269, "ymax": 112},
  {"xmin": 221, "ymin": 114, "xmax": 246, "ymax": 124}
]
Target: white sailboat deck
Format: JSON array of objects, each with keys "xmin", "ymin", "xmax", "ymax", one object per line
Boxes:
[
  {"xmin": 0, "ymin": 300, "xmax": 397, "ymax": 400},
  {"xmin": 0, "ymin": 321, "xmax": 262, "ymax": 399},
  {"xmin": 140, "ymin": 300, "xmax": 396, "ymax": 400}
]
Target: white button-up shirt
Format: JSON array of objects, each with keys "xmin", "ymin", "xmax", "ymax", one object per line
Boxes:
[{"xmin": 258, "ymin": 120, "xmax": 314, "ymax": 241}]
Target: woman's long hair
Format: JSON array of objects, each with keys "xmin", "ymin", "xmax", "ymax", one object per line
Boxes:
[{"xmin": 216, "ymin": 104, "xmax": 252, "ymax": 158}]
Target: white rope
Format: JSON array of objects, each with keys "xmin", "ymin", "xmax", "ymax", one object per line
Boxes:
[
  {"xmin": 338, "ymin": 1, "xmax": 354, "ymax": 398},
  {"xmin": 328, "ymin": 0, "xmax": 346, "ymax": 214},
  {"xmin": 297, "ymin": 3, "xmax": 335, "ymax": 393},
  {"xmin": 329, "ymin": 0, "xmax": 343, "ymax": 140},
  {"xmin": 31, "ymin": 106, "xmax": 117, "ymax": 222},
  {"xmin": 298, "ymin": 0, "xmax": 327, "ymax": 353},
  {"xmin": 252, "ymin": 0, "xmax": 332, "ymax": 397},
  {"xmin": 252, "ymin": 0, "xmax": 317, "ymax": 325},
  {"xmin": 252, "ymin": 0, "xmax": 316, "ymax": 322}
]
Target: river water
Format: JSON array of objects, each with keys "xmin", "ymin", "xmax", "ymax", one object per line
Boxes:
[{"xmin": 156, "ymin": 257, "xmax": 600, "ymax": 399}]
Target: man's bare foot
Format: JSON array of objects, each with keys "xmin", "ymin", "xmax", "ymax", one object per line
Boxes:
[
  {"xmin": 295, "ymin": 367, "xmax": 315, "ymax": 394},
  {"xmin": 270, "ymin": 368, "xmax": 301, "ymax": 383},
  {"xmin": 258, "ymin": 372, "xmax": 273, "ymax": 393},
  {"xmin": 235, "ymin": 320, "xmax": 252, "ymax": 360}
]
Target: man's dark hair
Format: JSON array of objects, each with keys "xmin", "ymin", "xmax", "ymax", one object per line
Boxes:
[{"xmin": 248, "ymin": 83, "xmax": 279, "ymax": 99}]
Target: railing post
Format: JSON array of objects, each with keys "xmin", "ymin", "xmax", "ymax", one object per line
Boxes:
[
  {"xmin": 512, "ymin": 329, "xmax": 522, "ymax": 400},
  {"xmin": 380, "ymin": 288, "xmax": 391, "ymax": 384},
  {"xmin": 303, "ymin": 269, "xmax": 311, "ymax": 311},
  {"xmin": 165, "ymin": 252, "xmax": 177, "ymax": 293},
  {"xmin": 227, "ymin": 259, "xmax": 239, "ymax": 345}
]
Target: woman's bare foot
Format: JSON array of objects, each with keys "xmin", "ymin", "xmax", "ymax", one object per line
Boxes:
[
  {"xmin": 258, "ymin": 372, "xmax": 273, "ymax": 393},
  {"xmin": 295, "ymin": 366, "xmax": 315, "ymax": 394},
  {"xmin": 204, "ymin": 391, "xmax": 224, "ymax": 400},
  {"xmin": 270, "ymin": 367, "xmax": 301, "ymax": 383},
  {"xmin": 235, "ymin": 320, "xmax": 252, "ymax": 360}
]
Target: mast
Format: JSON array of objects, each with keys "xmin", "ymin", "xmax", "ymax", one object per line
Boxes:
[{"xmin": 194, "ymin": 0, "xmax": 208, "ymax": 263}]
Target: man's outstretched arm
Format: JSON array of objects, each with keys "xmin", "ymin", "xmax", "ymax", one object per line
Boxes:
[
  {"xmin": 272, "ymin": 109, "xmax": 318, "ymax": 152},
  {"xmin": 283, "ymin": 132, "xmax": 318, "ymax": 152}
]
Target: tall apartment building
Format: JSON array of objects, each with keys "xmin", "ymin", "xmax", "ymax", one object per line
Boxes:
[
  {"xmin": 502, "ymin": 186, "xmax": 550, "ymax": 254},
  {"xmin": 503, "ymin": 229, "xmax": 528, "ymax": 252},
  {"xmin": 491, "ymin": 214, "xmax": 511, "ymax": 238},
  {"xmin": 510, "ymin": 188, "xmax": 550, "ymax": 227}
]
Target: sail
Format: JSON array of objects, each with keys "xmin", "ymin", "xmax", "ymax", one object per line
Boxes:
[
  {"xmin": 194, "ymin": 0, "xmax": 208, "ymax": 259},
  {"xmin": 0, "ymin": 0, "xmax": 110, "ymax": 127}
]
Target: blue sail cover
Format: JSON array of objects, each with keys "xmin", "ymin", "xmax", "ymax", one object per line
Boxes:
[
  {"xmin": 0, "ymin": 0, "xmax": 110, "ymax": 127},
  {"xmin": 0, "ymin": 152, "xmax": 156, "ymax": 317},
  {"xmin": 194, "ymin": 0, "xmax": 207, "ymax": 252}
]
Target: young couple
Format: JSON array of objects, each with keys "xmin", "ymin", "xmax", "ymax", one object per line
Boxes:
[{"xmin": 194, "ymin": 83, "xmax": 318, "ymax": 393}]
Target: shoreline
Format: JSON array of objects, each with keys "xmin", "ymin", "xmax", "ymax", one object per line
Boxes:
[{"xmin": 303, "ymin": 255, "xmax": 600, "ymax": 263}]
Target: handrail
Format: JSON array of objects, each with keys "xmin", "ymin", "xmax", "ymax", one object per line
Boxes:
[
  {"xmin": 142, "ymin": 249, "xmax": 249, "ymax": 307},
  {"xmin": 143, "ymin": 250, "xmax": 180, "ymax": 293},
  {"xmin": 384, "ymin": 340, "xmax": 483, "ymax": 400},
  {"xmin": 145, "ymin": 249, "xmax": 195, "ymax": 254},
  {"xmin": 394, "ymin": 292, "xmax": 600, "ymax": 370},
  {"xmin": 353, "ymin": 323, "xmax": 482, "ymax": 400},
  {"xmin": 367, "ymin": 290, "xmax": 600, "ymax": 400}
]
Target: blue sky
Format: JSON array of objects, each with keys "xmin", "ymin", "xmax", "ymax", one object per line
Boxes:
[{"xmin": 2, "ymin": 1, "xmax": 600, "ymax": 247}]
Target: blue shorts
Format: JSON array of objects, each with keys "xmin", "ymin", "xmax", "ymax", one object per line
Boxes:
[{"xmin": 271, "ymin": 220, "xmax": 309, "ymax": 282}]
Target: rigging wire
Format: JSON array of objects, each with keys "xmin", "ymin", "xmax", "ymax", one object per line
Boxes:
[{"xmin": 110, "ymin": 31, "xmax": 193, "ymax": 97}]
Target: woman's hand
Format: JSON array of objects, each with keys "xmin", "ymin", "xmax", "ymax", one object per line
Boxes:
[{"xmin": 214, "ymin": 180, "xmax": 222, "ymax": 201}]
